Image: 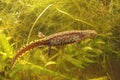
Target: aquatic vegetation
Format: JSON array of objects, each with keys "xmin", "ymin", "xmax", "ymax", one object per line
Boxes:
[{"xmin": 0, "ymin": 0, "xmax": 120, "ymax": 80}]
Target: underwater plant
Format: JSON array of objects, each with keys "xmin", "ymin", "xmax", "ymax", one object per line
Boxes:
[{"xmin": 0, "ymin": 0, "xmax": 119, "ymax": 80}]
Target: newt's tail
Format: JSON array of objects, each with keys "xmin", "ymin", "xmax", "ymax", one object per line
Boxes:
[{"xmin": 11, "ymin": 39, "xmax": 46, "ymax": 69}]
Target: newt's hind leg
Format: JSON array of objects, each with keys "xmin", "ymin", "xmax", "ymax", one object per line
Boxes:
[{"xmin": 48, "ymin": 46, "xmax": 52, "ymax": 56}]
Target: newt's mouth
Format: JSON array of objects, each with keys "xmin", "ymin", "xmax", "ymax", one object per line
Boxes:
[{"xmin": 91, "ymin": 31, "xmax": 97, "ymax": 38}]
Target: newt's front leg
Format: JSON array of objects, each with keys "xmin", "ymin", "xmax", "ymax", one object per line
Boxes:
[
  {"xmin": 38, "ymin": 32, "xmax": 45, "ymax": 38},
  {"xmin": 75, "ymin": 38, "xmax": 82, "ymax": 48}
]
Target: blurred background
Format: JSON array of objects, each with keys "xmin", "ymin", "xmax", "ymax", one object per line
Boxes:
[{"xmin": 0, "ymin": 0, "xmax": 120, "ymax": 80}]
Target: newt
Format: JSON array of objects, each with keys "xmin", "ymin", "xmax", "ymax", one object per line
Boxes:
[{"xmin": 11, "ymin": 30, "xmax": 97, "ymax": 68}]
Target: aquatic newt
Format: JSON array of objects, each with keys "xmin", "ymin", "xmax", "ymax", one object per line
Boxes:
[{"xmin": 11, "ymin": 30, "xmax": 97, "ymax": 68}]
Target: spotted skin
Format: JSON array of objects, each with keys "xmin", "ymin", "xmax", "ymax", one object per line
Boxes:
[{"xmin": 11, "ymin": 30, "xmax": 97, "ymax": 68}]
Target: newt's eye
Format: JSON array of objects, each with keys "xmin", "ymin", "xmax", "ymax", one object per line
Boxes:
[
  {"xmin": 89, "ymin": 33, "xmax": 97, "ymax": 38},
  {"xmin": 81, "ymin": 34, "xmax": 84, "ymax": 37}
]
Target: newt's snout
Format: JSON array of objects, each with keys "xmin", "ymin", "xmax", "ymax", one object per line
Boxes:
[
  {"xmin": 90, "ymin": 30, "xmax": 97, "ymax": 38},
  {"xmin": 82, "ymin": 30, "xmax": 97, "ymax": 39}
]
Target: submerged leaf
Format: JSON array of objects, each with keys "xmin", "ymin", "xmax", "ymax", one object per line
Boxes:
[
  {"xmin": 10, "ymin": 62, "xmax": 70, "ymax": 79},
  {"xmin": 63, "ymin": 54, "xmax": 84, "ymax": 69},
  {"xmin": 82, "ymin": 46, "xmax": 93, "ymax": 51},
  {"xmin": 96, "ymin": 40, "xmax": 105, "ymax": 45},
  {"xmin": 0, "ymin": 31, "xmax": 12, "ymax": 55},
  {"xmin": 44, "ymin": 61, "xmax": 56, "ymax": 67},
  {"xmin": 89, "ymin": 76, "xmax": 108, "ymax": 80}
]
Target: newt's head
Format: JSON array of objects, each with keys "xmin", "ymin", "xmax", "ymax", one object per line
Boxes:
[{"xmin": 82, "ymin": 30, "xmax": 97, "ymax": 39}]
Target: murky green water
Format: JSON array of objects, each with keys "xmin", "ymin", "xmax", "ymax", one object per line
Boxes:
[{"xmin": 0, "ymin": 0, "xmax": 120, "ymax": 80}]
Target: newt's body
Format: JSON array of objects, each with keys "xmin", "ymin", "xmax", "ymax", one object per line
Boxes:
[{"xmin": 11, "ymin": 30, "xmax": 97, "ymax": 68}]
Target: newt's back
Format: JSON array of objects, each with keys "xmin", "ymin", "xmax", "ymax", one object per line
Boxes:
[{"xmin": 45, "ymin": 30, "xmax": 97, "ymax": 46}]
